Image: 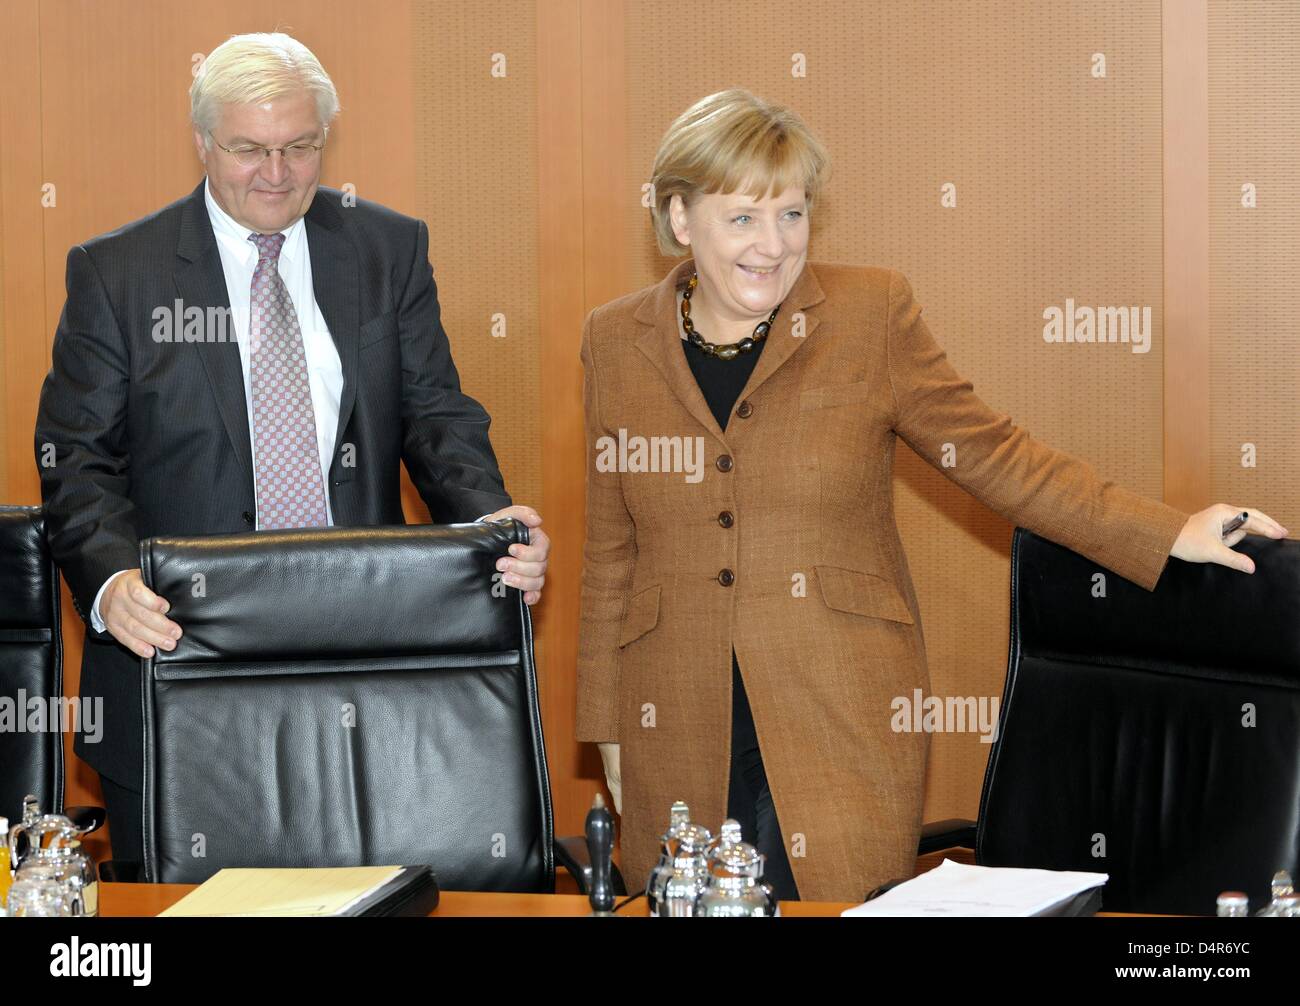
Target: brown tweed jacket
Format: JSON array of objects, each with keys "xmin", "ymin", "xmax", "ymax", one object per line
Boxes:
[{"xmin": 575, "ymin": 257, "xmax": 1189, "ymax": 903}]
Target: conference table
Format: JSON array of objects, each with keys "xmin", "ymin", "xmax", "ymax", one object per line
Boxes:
[
  {"xmin": 98, "ymin": 884, "xmax": 855, "ymax": 917},
  {"xmin": 99, "ymin": 885, "xmax": 1151, "ymax": 917},
  {"xmin": 97, "ymin": 846, "xmax": 976, "ymax": 917},
  {"xmin": 94, "ymin": 847, "xmax": 1147, "ymax": 916}
]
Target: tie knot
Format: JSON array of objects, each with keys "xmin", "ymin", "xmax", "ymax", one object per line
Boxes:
[{"xmin": 249, "ymin": 231, "xmax": 286, "ymax": 262}]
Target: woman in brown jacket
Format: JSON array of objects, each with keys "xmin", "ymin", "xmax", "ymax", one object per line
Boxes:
[{"xmin": 575, "ymin": 88, "xmax": 1287, "ymax": 905}]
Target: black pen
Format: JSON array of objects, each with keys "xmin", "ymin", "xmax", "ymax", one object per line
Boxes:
[{"xmin": 1221, "ymin": 511, "xmax": 1248, "ymax": 538}]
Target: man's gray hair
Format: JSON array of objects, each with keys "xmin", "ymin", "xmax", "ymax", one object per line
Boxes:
[{"xmin": 190, "ymin": 32, "xmax": 340, "ymax": 144}]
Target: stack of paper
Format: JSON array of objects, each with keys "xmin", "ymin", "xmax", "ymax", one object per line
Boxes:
[
  {"xmin": 842, "ymin": 859, "xmax": 1108, "ymax": 917},
  {"xmin": 159, "ymin": 866, "xmax": 406, "ymax": 917}
]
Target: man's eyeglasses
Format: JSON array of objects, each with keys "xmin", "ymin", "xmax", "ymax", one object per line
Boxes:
[{"xmin": 211, "ymin": 133, "xmax": 327, "ymax": 167}]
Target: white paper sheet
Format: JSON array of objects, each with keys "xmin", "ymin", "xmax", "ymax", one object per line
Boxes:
[{"xmin": 841, "ymin": 858, "xmax": 1108, "ymax": 917}]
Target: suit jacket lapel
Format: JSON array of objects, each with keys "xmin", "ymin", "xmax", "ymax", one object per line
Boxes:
[
  {"xmin": 738, "ymin": 260, "xmax": 823, "ymax": 401},
  {"xmin": 635, "ymin": 259, "xmax": 725, "ymax": 442},
  {"xmin": 304, "ymin": 192, "xmax": 359, "ymax": 458},
  {"xmin": 634, "ymin": 258, "xmax": 825, "ymax": 443},
  {"xmin": 175, "ymin": 179, "xmax": 252, "ymax": 485}
]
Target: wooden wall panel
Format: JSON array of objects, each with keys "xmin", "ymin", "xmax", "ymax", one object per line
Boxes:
[
  {"xmin": 0, "ymin": 0, "xmax": 46, "ymax": 508},
  {"xmin": 1207, "ymin": 0, "xmax": 1300, "ymax": 530},
  {"xmin": 1165, "ymin": 0, "xmax": 1211, "ymax": 513},
  {"xmin": 410, "ymin": 0, "xmax": 540, "ymax": 521},
  {"xmin": 537, "ymin": 0, "xmax": 591, "ymax": 860}
]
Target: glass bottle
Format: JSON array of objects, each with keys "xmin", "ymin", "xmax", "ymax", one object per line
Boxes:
[
  {"xmin": 647, "ymin": 801, "xmax": 692, "ymax": 916},
  {"xmin": 1254, "ymin": 871, "xmax": 1293, "ymax": 917},
  {"xmin": 1215, "ymin": 891, "xmax": 1249, "ymax": 917}
]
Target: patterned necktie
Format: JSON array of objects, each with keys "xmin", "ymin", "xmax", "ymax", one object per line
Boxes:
[{"xmin": 248, "ymin": 231, "xmax": 329, "ymax": 530}]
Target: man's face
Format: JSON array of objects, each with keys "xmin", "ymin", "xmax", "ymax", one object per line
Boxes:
[{"xmin": 194, "ymin": 88, "xmax": 324, "ymax": 235}]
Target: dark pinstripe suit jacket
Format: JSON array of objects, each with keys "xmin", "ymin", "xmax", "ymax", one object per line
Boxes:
[{"xmin": 34, "ymin": 178, "xmax": 511, "ymax": 785}]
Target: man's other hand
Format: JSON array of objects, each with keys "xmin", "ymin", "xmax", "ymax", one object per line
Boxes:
[
  {"xmin": 482, "ymin": 505, "xmax": 550, "ymax": 606},
  {"xmin": 101, "ymin": 569, "xmax": 182, "ymax": 658}
]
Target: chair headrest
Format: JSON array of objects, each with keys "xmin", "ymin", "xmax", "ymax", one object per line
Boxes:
[
  {"xmin": 0, "ymin": 506, "xmax": 54, "ymax": 630},
  {"xmin": 140, "ymin": 520, "xmax": 529, "ymax": 664},
  {"xmin": 1014, "ymin": 528, "xmax": 1299, "ymax": 685}
]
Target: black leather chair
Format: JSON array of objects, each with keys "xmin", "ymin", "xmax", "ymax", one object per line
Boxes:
[
  {"xmin": 0, "ymin": 505, "xmax": 104, "ymax": 834},
  {"xmin": 922, "ymin": 526, "xmax": 1299, "ymax": 915},
  {"xmin": 0, "ymin": 505, "xmax": 64, "ymax": 824},
  {"xmin": 128, "ymin": 519, "xmax": 620, "ymax": 895}
]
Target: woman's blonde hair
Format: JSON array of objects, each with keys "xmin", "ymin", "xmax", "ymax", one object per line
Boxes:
[
  {"xmin": 649, "ymin": 88, "xmax": 831, "ymax": 257},
  {"xmin": 191, "ymin": 32, "xmax": 340, "ymax": 143}
]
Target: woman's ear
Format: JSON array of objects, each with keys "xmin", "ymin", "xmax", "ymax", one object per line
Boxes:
[{"xmin": 668, "ymin": 193, "xmax": 691, "ymax": 247}]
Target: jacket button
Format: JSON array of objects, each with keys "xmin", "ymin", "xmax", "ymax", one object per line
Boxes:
[
  {"xmin": 242, "ymin": 511, "xmax": 254, "ymax": 525},
  {"xmin": 718, "ymin": 510, "xmax": 734, "ymax": 528},
  {"xmin": 736, "ymin": 400, "xmax": 753, "ymax": 419},
  {"xmin": 716, "ymin": 454, "xmax": 733, "ymax": 473},
  {"xmin": 718, "ymin": 568, "xmax": 735, "ymax": 587}
]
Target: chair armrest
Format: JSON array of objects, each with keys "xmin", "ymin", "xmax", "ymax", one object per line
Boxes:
[
  {"xmin": 918, "ymin": 818, "xmax": 977, "ymax": 855},
  {"xmin": 553, "ymin": 835, "xmax": 628, "ymax": 898},
  {"xmin": 863, "ymin": 877, "xmax": 910, "ymax": 901},
  {"xmin": 64, "ymin": 805, "xmax": 106, "ymax": 834}
]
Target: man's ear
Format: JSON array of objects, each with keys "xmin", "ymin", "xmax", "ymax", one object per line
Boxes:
[
  {"xmin": 193, "ymin": 129, "xmax": 209, "ymax": 166},
  {"xmin": 668, "ymin": 193, "xmax": 690, "ymax": 247}
]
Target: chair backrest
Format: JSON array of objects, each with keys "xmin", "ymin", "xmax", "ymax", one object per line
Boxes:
[
  {"xmin": 977, "ymin": 528, "xmax": 1300, "ymax": 915},
  {"xmin": 0, "ymin": 505, "xmax": 64, "ymax": 823},
  {"xmin": 138, "ymin": 520, "xmax": 554, "ymax": 889}
]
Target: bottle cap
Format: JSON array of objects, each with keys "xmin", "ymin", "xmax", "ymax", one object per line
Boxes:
[
  {"xmin": 673, "ymin": 823, "xmax": 713, "ymax": 854},
  {"xmin": 1270, "ymin": 870, "xmax": 1293, "ymax": 898},
  {"xmin": 659, "ymin": 802, "xmax": 693, "ymax": 844},
  {"xmin": 717, "ymin": 819, "xmax": 743, "ymax": 846}
]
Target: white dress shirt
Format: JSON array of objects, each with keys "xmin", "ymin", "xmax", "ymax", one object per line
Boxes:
[{"xmin": 90, "ymin": 177, "xmax": 344, "ymax": 632}]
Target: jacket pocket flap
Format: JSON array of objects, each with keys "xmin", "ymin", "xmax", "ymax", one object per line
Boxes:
[
  {"xmin": 815, "ymin": 565, "xmax": 914, "ymax": 624},
  {"xmin": 618, "ymin": 585, "xmax": 661, "ymax": 647},
  {"xmin": 359, "ymin": 310, "xmax": 397, "ymax": 349}
]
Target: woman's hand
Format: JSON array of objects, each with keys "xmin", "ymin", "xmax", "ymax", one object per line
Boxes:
[
  {"xmin": 597, "ymin": 742, "xmax": 622, "ymax": 815},
  {"xmin": 1170, "ymin": 504, "xmax": 1289, "ymax": 572}
]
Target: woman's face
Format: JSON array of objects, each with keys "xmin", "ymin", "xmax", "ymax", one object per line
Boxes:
[{"xmin": 668, "ymin": 183, "xmax": 810, "ymax": 328}]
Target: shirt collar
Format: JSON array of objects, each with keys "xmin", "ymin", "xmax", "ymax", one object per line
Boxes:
[{"xmin": 204, "ymin": 175, "xmax": 308, "ymax": 268}]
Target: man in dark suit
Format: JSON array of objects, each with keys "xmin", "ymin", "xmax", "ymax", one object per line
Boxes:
[{"xmin": 33, "ymin": 33, "xmax": 549, "ymax": 862}]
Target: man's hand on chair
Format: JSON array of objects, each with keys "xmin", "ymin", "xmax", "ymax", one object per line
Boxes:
[
  {"xmin": 481, "ymin": 505, "xmax": 550, "ymax": 606},
  {"xmin": 102, "ymin": 569, "xmax": 182, "ymax": 658}
]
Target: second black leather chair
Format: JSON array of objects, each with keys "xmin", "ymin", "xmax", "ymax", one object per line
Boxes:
[
  {"xmin": 0, "ymin": 505, "xmax": 65, "ymax": 824},
  {"xmin": 923, "ymin": 527, "xmax": 1299, "ymax": 916},
  {"xmin": 0, "ymin": 504, "xmax": 104, "ymax": 836}
]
